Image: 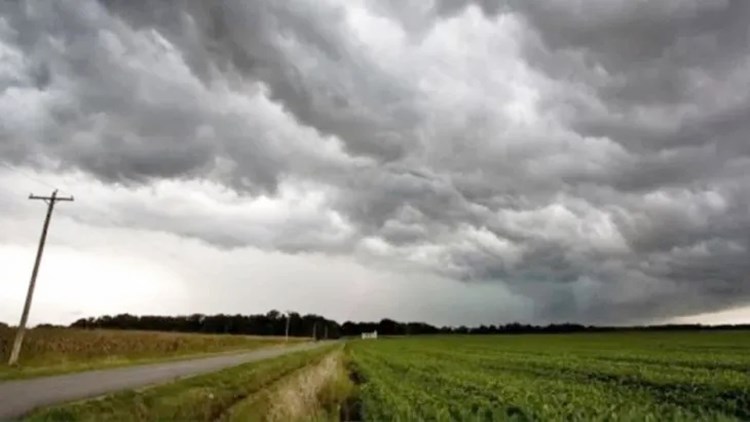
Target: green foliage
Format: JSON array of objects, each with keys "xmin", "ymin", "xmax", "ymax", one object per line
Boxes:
[
  {"xmin": 350, "ymin": 332, "xmax": 750, "ymax": 421},
  {"xmin": 70, "ymin": 312, "xmax": 341, "ymax": 339}
]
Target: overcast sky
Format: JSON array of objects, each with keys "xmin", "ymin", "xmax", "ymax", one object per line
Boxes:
[{"xmin": 1, "ymin": 0, "xmax": 749, "ymax": 327}]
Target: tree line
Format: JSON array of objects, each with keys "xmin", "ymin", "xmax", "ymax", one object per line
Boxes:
[
  {"xmin": 66, "ymin": 312, "xmax": 750, "ymax": 338},
  {"xmin": 70, "ymin": 311, "xmax": 341, "ymax": 339}
]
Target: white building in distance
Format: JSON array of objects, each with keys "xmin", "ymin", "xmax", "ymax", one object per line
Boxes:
[{"xmin": 361, "ymin": 330, "xmax": 378, "ymax": 339}]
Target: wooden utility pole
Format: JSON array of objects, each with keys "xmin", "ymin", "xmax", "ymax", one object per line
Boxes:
[
  {"xmin": 8, "ymin": 190, "xmax": 74, "ymax": 365},
  {"xmin": 285, "ymin": 312, "xmax": 291, "ymax": 342},
  {"xmin": 313, "ymin": 322, "xmax": 317, "ymax": 341},
  {"xmin": 324, "ymin": 324, "xmax": 328, "ymax": 340}
]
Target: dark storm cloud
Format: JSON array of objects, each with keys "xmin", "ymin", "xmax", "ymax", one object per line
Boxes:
[
  {"xmin": 1, "ymin": 0, "xmax": 750, "ymax": 323},
  {"xmin": 515, "ymin": 1, "xmax": 750, "ymax": 153},
  {"xmin": 104, "ymin": 0, "xmax": 423, "ymax": 162}
]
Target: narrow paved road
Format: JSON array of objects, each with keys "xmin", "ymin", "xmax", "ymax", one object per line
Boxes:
[{"xmin": 0, "ymin": 341, "xmax": 331, "ymax": 420}]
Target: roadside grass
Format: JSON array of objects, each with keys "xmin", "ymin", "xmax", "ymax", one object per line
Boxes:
[
  {"xmin": 25, "ymin": 344, "xmax": 338, "ymax": 422},
  {"xmin": 222, "ymin": 347, "xmax": 356, "ymax": 421},
  {"xmin": 0, "ymin": 327, "xmax": 304, "ymax": 380}
]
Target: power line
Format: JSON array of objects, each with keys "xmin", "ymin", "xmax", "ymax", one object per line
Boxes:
[{"xmin": 0, "ymin": 161, "xmax": 72, "ymax": 196}]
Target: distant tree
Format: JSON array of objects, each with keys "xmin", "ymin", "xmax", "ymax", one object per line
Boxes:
[
  {"xmin": 266, "ymin": 310, "xmax": 281, "ymax": 321},
  {"xmin": 35, "ymin": 323, "xmax": 65, "ymax": 329},
  {"xmin": 377, "ymin": 318, "xmax": 402, "ymax": 335}
]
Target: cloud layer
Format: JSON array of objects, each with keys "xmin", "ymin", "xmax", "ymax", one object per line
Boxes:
[{"xmin": 1, "ymin": 0, "xmax": 749, "ymax": 323}]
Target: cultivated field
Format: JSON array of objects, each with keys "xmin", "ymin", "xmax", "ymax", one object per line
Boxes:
[
  {"xmin": 349, "ymin": 332, "xmax": 750, "ymax": 421},
  {"xmin": 10, "ymin": 331, "xmax": 750, "ymax": 421},
  {"xmin": 0, "ymin": 327, "xmax": 301, "ymax": 379}
]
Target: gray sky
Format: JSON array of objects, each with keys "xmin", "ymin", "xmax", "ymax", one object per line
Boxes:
[{"xmin": 1, "ymin": 0, "xmax": 749, "ymax": 326}]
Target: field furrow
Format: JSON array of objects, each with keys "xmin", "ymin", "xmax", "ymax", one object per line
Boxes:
[{"xmin": 349, "ymin": 332, "xmax": 750, "ymax": 421}]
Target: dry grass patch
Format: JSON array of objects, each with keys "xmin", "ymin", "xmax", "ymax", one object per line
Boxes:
[
  {"xmin": 225, "ymin": 348, "xmax": 355, "ymax": 421},
  {"xmin": 0, "ymin": 327, "xmax": 299, "ymax": 380}
]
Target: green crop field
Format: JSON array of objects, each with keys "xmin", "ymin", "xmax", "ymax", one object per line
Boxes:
[{"xmin": 349, "ymin": 332, "xmax": 750, "ymax": 421}]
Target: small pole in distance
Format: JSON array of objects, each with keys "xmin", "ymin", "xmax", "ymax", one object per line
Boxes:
[{"xmin": 285, "ymin": 312, "xmax": 291, "ymax": 342}]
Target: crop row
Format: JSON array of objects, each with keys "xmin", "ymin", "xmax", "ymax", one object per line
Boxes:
[{"xmin": 349, "ymin": 332, "xmax": 750, "ymax": 421}]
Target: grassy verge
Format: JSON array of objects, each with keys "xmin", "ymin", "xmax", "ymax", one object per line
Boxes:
[
  {"xmin": 25, "ymin": 345, "xmax": 338, "ymax": 422},
  {"xmin": 0, "ymin": 327, "xmax": 304, "ymax": 380},
  {"xmin": 222, "ymin": 346, "xmax": 357, "ymax": 421}
]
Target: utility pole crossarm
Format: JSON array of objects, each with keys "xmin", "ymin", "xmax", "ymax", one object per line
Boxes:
[{"xmin": 29, "ymin": 194, "xmax": 74, "ymax": 201}]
